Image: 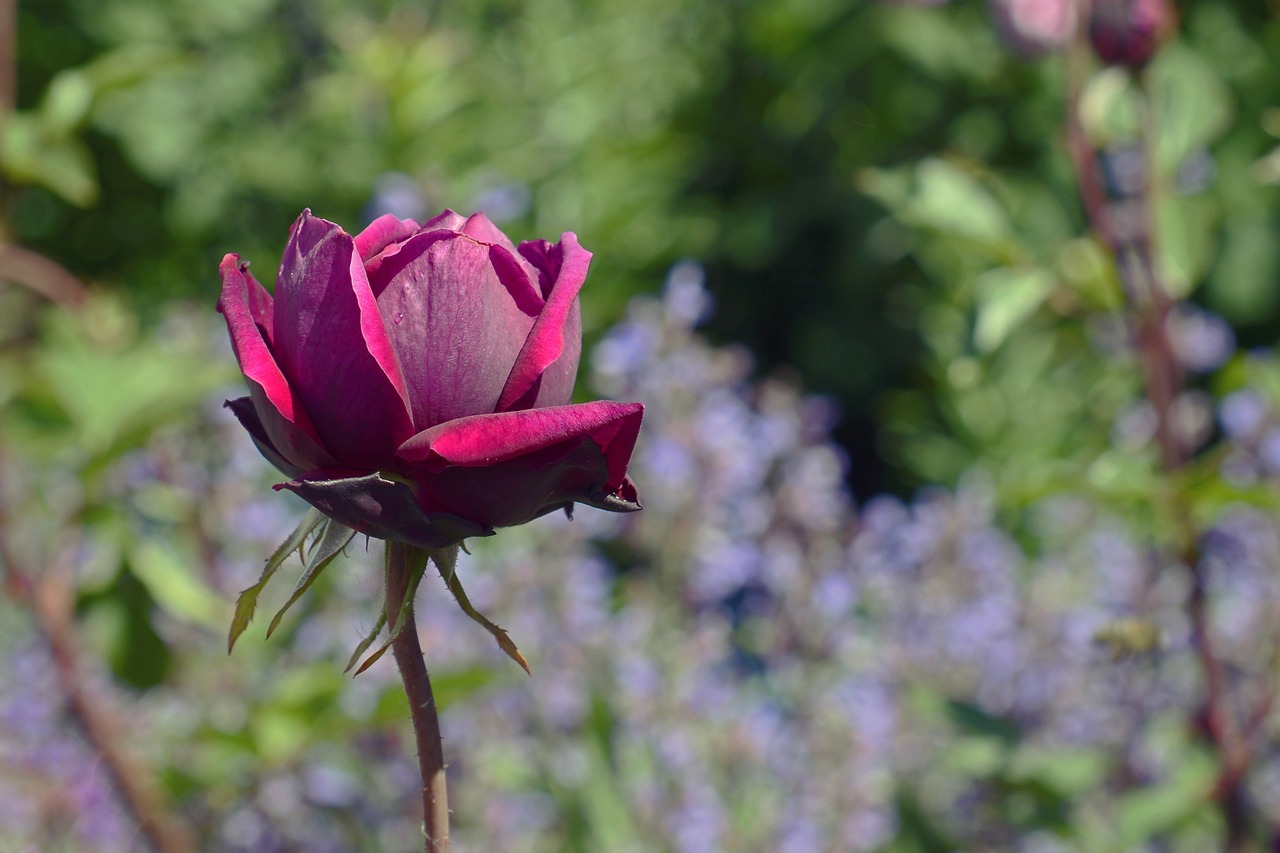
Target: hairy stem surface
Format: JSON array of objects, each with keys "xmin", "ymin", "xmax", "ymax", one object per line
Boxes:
[{"xmin": 386, "ymin": 541, "xmax": 450, "ymax": 852}]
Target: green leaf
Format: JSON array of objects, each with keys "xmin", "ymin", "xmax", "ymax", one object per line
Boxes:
[
  {"xmin": 1157, "ymin": 194, "xmax": 1219, "ymax": 299},
  {"xmin": 972, "ymin": 267, "xmax": 1054, "ymax": 352},
  {"xmin": 265, "ymin": 518, "xmax": 357, "ymax": 639},
  {"xmin": 0, "ymin": 112, "xmax": 99, "ymax": 206},
  {"xmin": 40, "ymin": 70, "xmax": 95, "ymax": 135},
  {"xmin": 1150, "ymin": 44, "xmax": 1234, "ymax": 171},
  {"xmin": 129, "ymin": 539, "xmax": 226, "ymax": 629},
  {"xmin": 1117, "ymin": 747, "xmax": 1217, "ymax": 842},
  {"xmin": 434, "ymin": 548, "xmax": 531, "ymax": 675},
  {"xmin": 227, "ymin": 509, "xmax": 324, "ymax": 653}
]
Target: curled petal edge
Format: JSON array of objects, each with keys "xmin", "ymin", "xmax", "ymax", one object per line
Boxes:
[
  {"xmin": 496, "ymin": 233, "xmax": 592, "ymax": 412},
  {"xmin": 218, "ymin": 254, "xmax": 323, "ymax": 446}
]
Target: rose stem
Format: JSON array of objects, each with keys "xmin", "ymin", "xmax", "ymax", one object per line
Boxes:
[
  {"xmin": 386, "ymin": 541, "xmax": 450, "ymax": 852},
  {"xmin": 1064, "ymin": 18, "xmax": 1257, "ymax": 848}
]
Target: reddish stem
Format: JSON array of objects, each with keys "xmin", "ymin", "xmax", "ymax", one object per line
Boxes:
[
  {"xmin": 386, "ymin": 541, "xmax": 450, "ymax": 852},
  {"xmin": 1064, "ymin": 33, "xmax": 1259, "ymax": 851}
]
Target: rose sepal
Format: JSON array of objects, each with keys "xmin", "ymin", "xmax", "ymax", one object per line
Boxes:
[{"xmin": 274, "ymin": 470, "xmax": 496, "ymax": 551}]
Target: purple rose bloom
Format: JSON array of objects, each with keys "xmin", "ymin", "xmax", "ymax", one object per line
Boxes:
[
  {"xmin": 218, "ymin": 209, "xmax": 642, "ymax": 549},
  {"xmin": 1088, "ymin": 0, "xmax": 1176, "ymax": 70}
]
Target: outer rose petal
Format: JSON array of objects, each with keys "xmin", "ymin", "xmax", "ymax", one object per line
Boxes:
[
  {"xmin": 272, "ymin": 211, "xmax": 413, "ymax": 468},
  {"xmin": 497, "ymin": 234, "xmax": 590, "ymax": 412},
  {"xmin": 371, "ymin": 231, "xmax": 539, "ymax": 430},
  {"xmin": 397, "ymin": 401, "xmax": 643, "ymax": 491},
  {"xmin": 225, "ymin": 397, "xmax": 307, "ymax": 479},
  {"xmin": 217, "ymin": 255, "xmax": 334, "ymax": 469},
  {"xmin": 393, "ymin": 405, "xmax": 643, "ymax": 527}
]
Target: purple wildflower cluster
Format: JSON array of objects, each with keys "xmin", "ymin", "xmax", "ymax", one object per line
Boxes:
[
  {"xmin": 0, "ymin": 646, "xmax": 135, "ymax": 851},
  {"xmin": 3, "ymin": 273, "xmax": 1280, "ymax": 849}
]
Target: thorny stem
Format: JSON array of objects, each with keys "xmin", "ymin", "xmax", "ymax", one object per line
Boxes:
[
  {"xmin": 0, "ymin": 448, "xmax": 195, "ymax": 853},
  {"xmin": 1065, "ymin": 24, "xmax": 1260, "ymax": 851},
  {"xmin": 386, "ymin": 541, "xmax": 450, "ymax": 852}
]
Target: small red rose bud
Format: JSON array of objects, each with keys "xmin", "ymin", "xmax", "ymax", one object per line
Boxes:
[
  {"xmin": 989, "ymin": 0, "xmax": 1077, "ymax": 59},
  {"xmin": 1088, "ymin": 0, "xmax": 1176, "ymax": 70}
]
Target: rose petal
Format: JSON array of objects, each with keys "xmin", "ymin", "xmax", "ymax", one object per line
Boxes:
[
  {"xmin": 355, "ymin": 213, "xmax": 420, "ymax": 262},
  {"xmin": 497, "ymin": 233, "xmax": 590, "ymax": 412},
  {"xmin": 397, "ymin": 400, "xmax": 643, "ymax": 490},
  {"xmin": 394, "ymin": 403, "xmax": 643, "ymax": 528},
  {"xmin": 225, "ymin": 396, "xmax": 308, "ymax": 479},
  {"xmin": 372, "ymin": 230, "xmax": 538, "ymax": 430},
  {"xmin": 460, "ymin": 212, "xmax": 519, "ymax": 253},
  {"xmin": 218, "ymin": 254, "xmax": 333, "ymax": 468},
  {"xmin": 419, "ymin": 209, "xmax": 469, "ymax": 232},
  {"xmin": 272, "ymin": 211, "xmax": 413, "ymax": 468}
]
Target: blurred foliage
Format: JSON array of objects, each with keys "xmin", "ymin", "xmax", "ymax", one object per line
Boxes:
[{"xmin": 5, "ymin": 0, "xmax": 1280, "ymax": 850}]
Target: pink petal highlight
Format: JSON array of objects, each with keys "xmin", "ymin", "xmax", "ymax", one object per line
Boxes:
[
  {"xmin": 397, "ymin": 401, "xmax": 643, "ymax": 479},
  {"xmin": 355, "ymin": 213, "xmax": 420, "ymax": 262}
]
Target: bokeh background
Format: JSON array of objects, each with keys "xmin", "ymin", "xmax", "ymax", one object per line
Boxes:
[{"xmin": 3, "ymin": 0, "xmax": 1280, "ymax": 850}]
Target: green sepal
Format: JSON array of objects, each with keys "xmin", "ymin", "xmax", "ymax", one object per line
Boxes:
[
  {"xmin": 264, "ymin": 517, "xmax": 357, "ymax": 639},
  {"xmin": 351, "ymin": 545, "xmax": 430, "ymax": 676},
  {"xmin": 343, "ymin": 609, "xmax": 388, "ymax": 674},
  {"xmin": 227, "ymin": 508, "xmax": 325, "ymax": 653},
  {"xmin": 433, "ymin": 548, "xmax": 531, "ymax": 675}
]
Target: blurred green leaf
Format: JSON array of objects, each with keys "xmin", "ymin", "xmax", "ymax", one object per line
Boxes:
[
  {"xmin": 1, "ymin": 112, "xmax": 99, "ymax": 206},
  {"xmin": 1151, "ymin": 44, "xmax": 1234, "ymax": 171},
  {"xmin": 972, "ymin": 267, "xmax": 1054, "ymax": 352},
  {"xmin": 862, "ymin": 158, "xmax": 1012, "ymax": 251},
  {"xmin": 40, "ymin": 71, "xmax": 95, "ymax": 135},
  {"xmin": 1117, "ymin": 748, "xmax": 1217, "ymax": 842},
  {"xmin": 129, "ymin": 538, "xmax": 227, "ymax": 629}
]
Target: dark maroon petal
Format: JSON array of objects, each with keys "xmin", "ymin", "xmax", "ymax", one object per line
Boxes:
[
  {"xmin": 372, "ymin": 230, "xmax": 538, "ymax": 430},
  {"xmin": 394, "ymin": 404, "xmax": 643, "ymax": 528},
  {"xmin": 272, "ymin": 211, "xmax": 413, "ymax": 468},
  {"xmin": 247, "ymin": 382, "xmax": 340, "ymax": 472},
  {"xmin": 275, "ymin": 470, "xmax": 495, "ymax": 550},
  {"xmin": 516, "ymin": 239, "xmax": 557, "ymax": 299},
  {"xmin": 397, "ymin": 400, "xmax": 643, "ymax": 490},
  {"xmin": 225, "ymin": 397, "xmax": 307, "ymax": 479},
  {"xmin": 497, "ymin": 233, "xmax": 590, "ymax": 412},
  {"xmin": 218, "ymin": 254, "xmax": 334, "ymax": 469}
]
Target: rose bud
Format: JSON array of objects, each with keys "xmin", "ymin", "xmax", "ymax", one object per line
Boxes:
[
  {"xmin": 1088, "ymin": 0, "xmax": 1176, "ymax": 70},
  {"xmin": 988, "ymin": 0, "xmax": 1077, "ymax": 59},
  {"xmin": 218, "ymin": 210, "xmax": 643, "ymax": 550}
]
